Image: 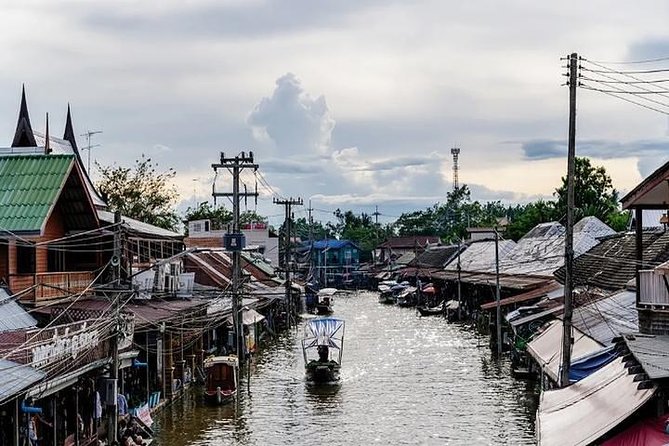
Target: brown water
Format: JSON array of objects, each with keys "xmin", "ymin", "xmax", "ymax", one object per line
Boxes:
[{"xmin": 155, "ymin": 292, "xmax": 538, "ymax": 445}]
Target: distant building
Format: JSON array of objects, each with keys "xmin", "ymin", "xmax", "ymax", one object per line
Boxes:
[
  {"xmin": 375, "ymin": 236, "xmax": 440, "ymax": 264},
  {"xmin": 186, "ymin": 219, "xmax": 279, "ymax": 266},
  {"xmin": 310, "ymin": 239, "xmax": 360, "ymax": 286}
]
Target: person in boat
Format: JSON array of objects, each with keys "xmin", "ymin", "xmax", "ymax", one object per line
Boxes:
[{"xmin": 317, "ymin": 345, "xmax": 329, "ymax": 362}]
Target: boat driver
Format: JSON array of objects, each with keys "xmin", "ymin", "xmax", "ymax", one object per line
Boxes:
[{"xmin": 317, "ymin": 345, "xmax": 329, "ymax": 362}]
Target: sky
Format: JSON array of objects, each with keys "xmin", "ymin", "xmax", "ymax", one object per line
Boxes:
[{"xmin": 2, "ymin": 1, "xmax": 669, "ymax": 227}]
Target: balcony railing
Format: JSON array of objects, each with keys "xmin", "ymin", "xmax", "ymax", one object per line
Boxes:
[
  {"xmin": 12, "ymin": 271, "xmax": 95, "ymax": 304},
  {"xmin": 639, "ymin": 269, "xmax": 669, "ymax": 306}
]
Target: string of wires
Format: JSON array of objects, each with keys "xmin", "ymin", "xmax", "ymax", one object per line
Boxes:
[{"xmin": 576, "ymin": 56, "xmax": 669, "ymax": 116}]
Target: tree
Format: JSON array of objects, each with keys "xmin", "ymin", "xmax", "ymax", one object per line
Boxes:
[
  {"xmin": 97, "ymin": 155, "xmax": 180, "ymax": 231},
  {"xmin": 554, "ymin": 157, "xmax": 629, "ymax": 231}
]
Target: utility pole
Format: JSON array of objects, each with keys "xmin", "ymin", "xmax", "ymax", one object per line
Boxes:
[
  {"xmin": 274, "ymin": 197, "xmax": 303, "ymax": 328},
  {"xmin": 212, "ymin": 153, "xmax": 259, "ymax": 367},
  {"xmin": 560, "ymin": 52, "xmax": 578, "ymax": 388},
  {"xmin": 494, "ymin": 229, "xmax": 502, "ymax": 357},
  {"xmin": 80, "ymin": 130, "xmax": 102, "ymax": 174},
  {"xmin": 107, "ymin": 211, "xmax": 122, "ymax": 446},
  {"xmin": 457, "ymin": 240, "xmax": 462, "ymax": 321}
]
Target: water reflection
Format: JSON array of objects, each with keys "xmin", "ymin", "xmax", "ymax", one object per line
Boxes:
[{"xmin": 155, "ymin": 292, "xmax": 538, "ymax": 445}]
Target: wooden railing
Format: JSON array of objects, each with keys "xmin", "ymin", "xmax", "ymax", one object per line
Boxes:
[
  {"xmin": 639, "ymin": 269, "xmax": 669, "ymax": 306},
  {"xmin": 12, "ymin": 271, "xmax": 95, "ymax": 304}
]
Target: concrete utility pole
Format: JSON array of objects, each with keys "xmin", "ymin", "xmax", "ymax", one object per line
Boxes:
[
  {"xmin": 559, "ymin": 52, "xmax": 578, "ymax": 388},
  {"xmin": 274, "ymin": 197, "xmax": 303, "ymax": 328},
  {"xmin": 107, "ymin": 211, "xmax": 122, "ymax": 446},
  {"xmin": 212, "ymin": 153, "xmax": 259, "ymax": 365}
]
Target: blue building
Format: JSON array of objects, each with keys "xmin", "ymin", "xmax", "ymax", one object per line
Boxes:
[{"xmin": 311, "ymin": 239, "xmax": 360, "ymax": 286}]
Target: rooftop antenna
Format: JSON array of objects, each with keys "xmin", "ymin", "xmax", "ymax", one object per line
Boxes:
[
  {"xmin": 80, "ymin": 130, "xmax": 102, "ymax": 174},
  {"xmin": 44, "ymin": 113, "xmax": 51, "ymax": 154},
  {"xmin": 450, "ymin": 146, "xmax": 461, "ymax": 191}
]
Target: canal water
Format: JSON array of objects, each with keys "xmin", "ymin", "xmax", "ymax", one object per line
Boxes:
[{"xmin": 155, "ymin": 292, "xmax": 538, "ymax": 445}]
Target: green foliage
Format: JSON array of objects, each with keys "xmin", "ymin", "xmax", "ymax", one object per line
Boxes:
[
  {"xmin": 96, "ymin": 155, "xmax": 180, "ymax": 231},
  {"xmin": 554, "ymin": 157, "xmax": 629, "ymax": 232},
  {"xmin": 321, "ymin": 209, "xmax": 394, "ymax": 262},
  {"xmin": 393, "ymin": 157, "xmax": 629, "ymax": 241},
  {"xmin": 183, "ymin": 202, "xmax": 232, "ymax": 232}
]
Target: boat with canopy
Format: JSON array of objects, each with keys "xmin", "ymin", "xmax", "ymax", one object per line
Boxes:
[
  {"xmin": 203, "ymin": 355, "xmax": 239, "ymax": 405},
  {"xmin": 302, "ymin": 317, "xmax": 345, "ymax": 385}
]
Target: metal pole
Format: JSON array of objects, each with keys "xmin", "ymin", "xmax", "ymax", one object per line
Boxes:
[
  {"xmin": 559, "ymin": 52, "xmax": 578, "ymax": 387},
  {"xmin": 495, "ymin": 229, "xmax": 502, "ymax": 357},
  {"xmin": 107, "ymin": 213, "xmax": 121, "ymax": 446}
]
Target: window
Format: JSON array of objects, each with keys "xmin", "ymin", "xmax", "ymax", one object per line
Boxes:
[
  {"xmin": 48, "ymin": 247, "xmax": 66, "ymax": 272},
  {"xmin": 16, "ymin": 243, "xmax": 35, "ymax": 274}
]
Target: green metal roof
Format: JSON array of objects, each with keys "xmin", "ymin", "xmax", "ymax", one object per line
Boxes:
[{"xmin": 0, "ymin": 154, "xmax": 74, "ymax": 233}]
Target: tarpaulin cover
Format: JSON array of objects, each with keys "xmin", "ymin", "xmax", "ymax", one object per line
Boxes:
[
  {"xmin": 537, "ymin": 359, "xmax": 656, "ymax": 446},
  {"xmin": 527, "ymin": 319, "xmax": 603, "ymax": 383},
  {"xmin": 602, "ymin": 414, "xmax": 669, "ymax": 446},
  {"xmin": 303, "ymin": 318, "xmax": 345, "ymax": 349},
  {"xmin": 569, "ymin": 345, "xmax": 618, "ymax": 383}
]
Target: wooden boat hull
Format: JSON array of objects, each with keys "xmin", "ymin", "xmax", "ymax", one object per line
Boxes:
[
  {"xmin": 203, "ymin": 389, "xmax": 236, "ymax": 405},
  {"xmin": 306, "ymin": 363, "xmax": 340, "ymax": 385}
]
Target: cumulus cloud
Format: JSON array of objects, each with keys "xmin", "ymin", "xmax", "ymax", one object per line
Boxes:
[{"xmin": 247, "ymin": 73, "xmax": 335, "ymax": 155}]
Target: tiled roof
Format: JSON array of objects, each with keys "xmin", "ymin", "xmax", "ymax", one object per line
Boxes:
[
  {"xmin": 554, "ymin": 231, "xmax": 669, "ymax": 291},
  {"xmin": 377, "ymin": 236, "xmax": 440, "ymax": 249},
  {"xmin": 0, "ymin": 154, "xmax": 74, "ymax": 233}
]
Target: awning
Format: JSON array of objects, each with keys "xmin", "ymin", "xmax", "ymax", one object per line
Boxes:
[
  {"xmin": 227, "ymin": 308, "xmax": 265, "ymax": 326},
  {"xmin": 602, "ymin": 413, "xmax": 669, "ymax": 446},
  {"xmin": 480, "ymin": 281, "xmax": 562, "ymax": 311},
  {"xmin": 569, "ymin": 345, "xmax": 618, "ymax": 382},
  {"xmin": 0, "ymin": 359, "xmax": 45, "ymax": 403},
  {"xmin": 526, "ymin": 320, "xmax": 603, "ymax": 383},
  {"xmin": 538, "ymin": 358, "xmax": 656, "ymax": 446},
  {"xmin": 28, "ymin": 358, "xmax": 111, "ymax": 399},
  {"xmin": 509, "ymin": 305, "xmax": 563, "ymax": 328}
]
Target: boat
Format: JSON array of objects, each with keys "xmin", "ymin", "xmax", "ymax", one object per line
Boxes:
[
  {"xmin": 417, "ymin": 302, "xmax": 444, "ymax": 316},
  {"xmin": 316, "ymin": 288, "xmax": 337, "ymax": 314},
  {"xmin": 377, "ymin": 280, "xmax": 397, "ymax": 303},
  {"xmin": 305, "ymin": 283, "xmax": 319, "ymax": 313},
  {"xmin": 203, "ymin": 355, "xmax": 239, "ymax": 405},
  {"xmin": 396, "ymin": 286, "xmax": 417, "ymax": 307},
  {"xmin": 302, "ymin": 317, "xmax": 345, "ymax": 385}
]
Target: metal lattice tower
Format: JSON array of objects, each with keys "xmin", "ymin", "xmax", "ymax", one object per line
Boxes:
[{"xmin": 450, "ymin": 147, "xmax": 460, "ymax": 190}]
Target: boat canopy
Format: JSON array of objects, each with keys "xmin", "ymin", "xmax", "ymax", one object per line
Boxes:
[
  {"xmin": 303, "ymin": 318, "xmax": 345, "ymax": 350},
  {"xmin": 318, "ymin": 288, "xmax": 339, "ymax": 296}
]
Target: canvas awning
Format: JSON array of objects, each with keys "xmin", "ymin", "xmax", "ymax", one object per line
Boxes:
[
  {"xmin": 526, "ymin": 320, "xmax": 603, "ymax": 382},
  {"xmin": 227, "ymin": 308, "xmax": 265, "ymax": 326},
  {"xmin": 538, "ymin": 358, "xmax": 656, "ymax": 446}
]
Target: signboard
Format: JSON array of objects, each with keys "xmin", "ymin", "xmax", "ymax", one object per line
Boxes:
[
  {"xmin": 224, "ymin": 233, "xmax": 246, "ymax": 252},
  {"xmin": 135, "ymin": 403, "xmax": 153, "ymax": 427},
  {"xmin": 31, "ymin": 321, "xmax": 100, "ymax": 368}
]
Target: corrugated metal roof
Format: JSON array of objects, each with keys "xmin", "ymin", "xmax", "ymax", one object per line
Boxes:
[
  {"xmin": 571, "ymin": 290, "xmax": 637, "ymax": 345},
  {"xmin": 412, "ymin": 245, "xmax": 460, "ymax": 268},
  {"xmin": 98, "ymin": 210, "xmax": 182, "ymax": 239},
  {"xmin": 0, "ymin": 358, "xmax": 45, "ymax": 401},
  {"xmin": 0, "ymin": 154, "xmax": 73, "ymax": 233},
  {"xmin": 0, "ymin": 289, "xmax": 37, "ymax": 332},
  {"xmin": 480, "ymin": 281, "xmax": 561, "ymax": 310},
  {"xmin": 444, "ymin": 239, "xmax": 516, "ymax": 273},
  {"xmin": 623, "ymin": 333, "xmax": 669, "ymax": 380},
  {"xmin": 573, "ymin": 216, "xmax": 616, "ymax": 239},
  {"xmin": 377, "ymin": 236, "xmax": 440, "ymax": 249}
]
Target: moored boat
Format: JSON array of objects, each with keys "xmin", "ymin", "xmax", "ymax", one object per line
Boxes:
[
  {"xmin": 203, "ymin": 355, "xmax": 239, "ymax": 405},
  {"xmin": 316, "ymin": 287, "xmax": 337, "ymax": 314},
  {"xmin": 417, "ymin": 302, "xmax": 444, "ymax": 316},
  {"xmin": 302, "ymin": 317, "xmax": 345, "ymax": 385}
]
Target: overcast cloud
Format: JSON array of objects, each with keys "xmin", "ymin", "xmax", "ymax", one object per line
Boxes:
[{"xmin": 1, "ymin": 1, "xmax": 669, "ymax": 226}]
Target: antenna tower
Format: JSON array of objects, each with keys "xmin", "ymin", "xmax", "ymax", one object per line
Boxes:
[{"xmin": 450, "ymin": 147, "xmax": 460, "ymax": 190}]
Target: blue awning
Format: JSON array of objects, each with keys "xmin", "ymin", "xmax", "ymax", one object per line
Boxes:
[
  {"xmin": 569, "ymin": 345, "xmax": 618, "ymax": 383},
  {"xmin": 0, "ymin": 359, "xmax": 45, "ymax": 403}
]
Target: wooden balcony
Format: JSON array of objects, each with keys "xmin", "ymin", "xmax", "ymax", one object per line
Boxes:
[
  {"xmin": 12, "ymin": 271, "xmax": 95, "ymax": 304},
  {"xmin": 639, "ymin": 269, "xmax": 669, "ymax": 307}
]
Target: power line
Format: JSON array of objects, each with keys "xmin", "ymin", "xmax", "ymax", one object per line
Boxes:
[{"xmin": 586, "ymin": 56, "xmax": 669, "ymax": 65}]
